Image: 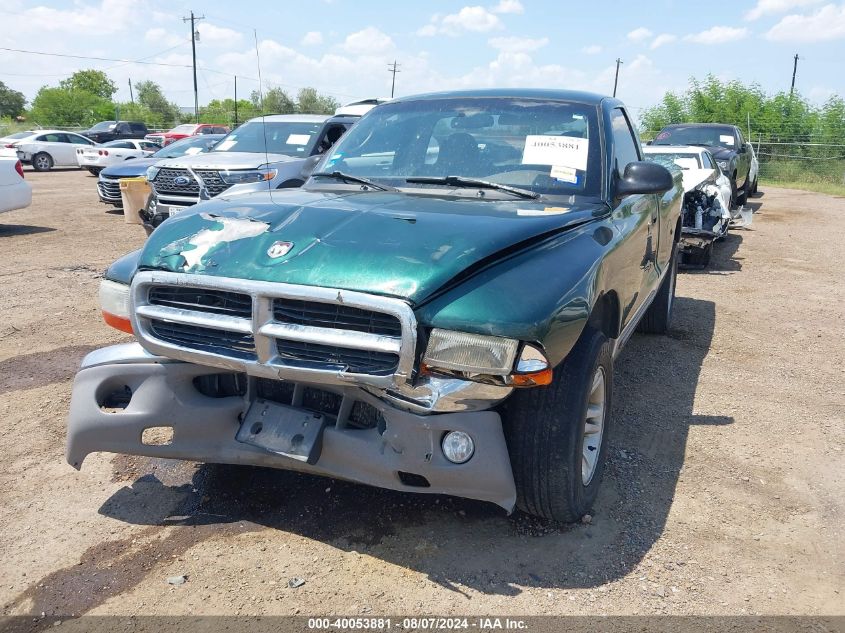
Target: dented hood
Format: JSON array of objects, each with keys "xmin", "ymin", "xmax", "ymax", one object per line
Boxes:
[
  {"xmin": 139, "ymin": 189, "xmax": 605, "ymax": 304},
  {"xmin": 680, "ymin": 168, "xmax": 719, "ymax": 193}
]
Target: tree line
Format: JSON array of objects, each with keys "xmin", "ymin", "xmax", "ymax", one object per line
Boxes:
[
  {"xmin": 639, "ymin": 75, "xmax": 845, "ymax": 147},
  {"xmin": 0, "ymin": 69, "xmax": 341, "ymax": 129}
]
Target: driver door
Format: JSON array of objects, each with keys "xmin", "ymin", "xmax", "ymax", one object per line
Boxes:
[{"xmin": 608, "ymin": 107, "xmax": 661, "ymax": 330}]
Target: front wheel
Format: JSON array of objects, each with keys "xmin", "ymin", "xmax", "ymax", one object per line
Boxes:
[
  {"xmin": 501, "ymin": 327, "xmax": 613, "ymax": 523},
  {"xmin": 32, "ymin": 152, "xmax": 53, "ymax": 172}
]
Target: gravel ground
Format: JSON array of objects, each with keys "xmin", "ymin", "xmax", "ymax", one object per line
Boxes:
[{"xmin": 0, "ymin": 168, "xmax": 842, "ymax": 620}]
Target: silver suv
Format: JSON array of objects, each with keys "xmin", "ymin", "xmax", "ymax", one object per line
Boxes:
[{"xmin": 145, "ymin": 114, "xmax": 353, "ymax": 219}]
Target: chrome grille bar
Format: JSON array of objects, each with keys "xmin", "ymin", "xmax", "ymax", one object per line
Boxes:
[{"xmin": 130, "ymin": 271, "xmax": 417, "ymax": 389}]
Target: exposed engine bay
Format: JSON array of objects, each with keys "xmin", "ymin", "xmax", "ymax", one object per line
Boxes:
[{"xmin": 679, "ymin": 180, "xmax": 732, "ymax": 267}]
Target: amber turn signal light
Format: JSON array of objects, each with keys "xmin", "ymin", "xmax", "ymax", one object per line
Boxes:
[{"xmin": 102, "ymin": 311, "xmax": 133, "ymax": 334}]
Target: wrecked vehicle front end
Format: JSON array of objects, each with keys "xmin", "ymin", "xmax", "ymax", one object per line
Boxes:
[{"xmin": 679, "ymin": 175, "xmax": 730, "ymax": 267}]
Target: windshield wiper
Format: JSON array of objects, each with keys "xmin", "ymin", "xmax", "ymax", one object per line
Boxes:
[
  {"xmin": 405, "ymin": 176, "xmax": 541, "ymax": 200},
  {"xmin": 311, "ymin": 171, "xmax": 396, "ymax": 192}
]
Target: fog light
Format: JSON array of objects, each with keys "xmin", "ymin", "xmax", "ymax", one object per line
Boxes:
[{"xmin": 442, "ymin": 431, "xmax": 474, "ymax": 464}]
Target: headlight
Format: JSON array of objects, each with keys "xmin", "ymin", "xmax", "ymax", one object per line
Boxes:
[
  {"xmin": 219, "ymin": 169, "xmax": 277, "ymax": 185},
  {"xmin": 146, "ymin": 166, "xmax": 160, "ymax": 181},
  {"xmin": 423, "ymin": 329, "xmax": 518, "ymax": 375},
  {"xmin": 99, "ymin": 279, "xmax": 133, "ymax": 334},
  {"xmin": 717, "ymin": 160, "xmax": 729, "ymax": 170}
]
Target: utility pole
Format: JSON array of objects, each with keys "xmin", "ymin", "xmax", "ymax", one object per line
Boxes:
[
  {"xmin": 128, "ymin": 78, "xmax": 134, "ymax": 104},
  {"xmin": 388, "ymin": 60, "xmax": 400, "ymax": 98},
  {"xmin": 613, "ymin": 58, "xmax": 623, "ymax": 98},
  {"xmin": 183, "ymin": 10, "xmax": 205, "ymax": 122},
  {"xmin": 790, "ymin": 53, "xmax": 799, "ymax": 96},
  {"xmin": 234, "ymin": 75, "xmax": 238, "ymax": 126}
]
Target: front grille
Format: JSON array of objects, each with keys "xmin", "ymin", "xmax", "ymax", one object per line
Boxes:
[
  {"xmin": 152, "ymin": 167, "xmax": 232, "ymax": 198},
  {"xmin": 276, "ymin": 339, "xmax": 398, "ymax": 375},
  {"xmin": 149, "ymin": 286, "xmax": 253, "ymax": 318},
  {"xmin": 149, "ymin": 320, "xmax": 256, "ymax": 360},
  {"xmin": 132, "ymin": 272, "xmax": 416, "ymax": 387},
  {"xmin": 97, "ymin": 176, "xmax": 122, "ymax": 201},
  {"xmin": 273, "ymin": 298, "xmax": 402, "ymax": 337}
]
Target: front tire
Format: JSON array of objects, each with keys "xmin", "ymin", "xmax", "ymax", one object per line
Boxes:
[
  {"xmin": 32, "ymin": 152, "xmax": 53, "ymax": 172},
  {"xmin": 501, "ymin": 327, "xmax": 613, "ymax": 523}
]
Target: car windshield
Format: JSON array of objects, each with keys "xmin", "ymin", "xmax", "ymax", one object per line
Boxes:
[
  {"xmin": 645, "ymin": 152, "xmax": 702, "ymax": 169},
  {"xmin": 5, "ymin": 131, "xmax": 34, "ymax": 140},
  {"xmin": 102, "ymin": 140, "xmax": 133, "ymax": 148},
  {"xmin": 169, "ymin": 124, "xmax": 197, "ymax": 134},
  {"xmin": 653, "ymin": 126, "xmax": 736, "ymax": 149},
  {"xmin": 90, "ymin": 121, "xmax": 117, "ymax": 131},
  {"xmin": 314, "ymin": 97, "xmax": 601, "ymax": 198},
  {"xmin": 213, "ymin": 120, "xmax": 325, "ymax": 156},
  {"xmin": 152, "ymin": 135, "xmax": 217, "ymax": 158}
]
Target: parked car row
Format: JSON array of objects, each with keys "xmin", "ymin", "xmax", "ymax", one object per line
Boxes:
[{"xmin": 644, "ymin": 123, "xmax": 760, "ymax": 267}]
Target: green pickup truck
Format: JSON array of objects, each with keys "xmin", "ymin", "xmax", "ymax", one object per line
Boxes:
[{"xmin": 67, "ymin": 90, "xmax": 682, "ymax": 522}]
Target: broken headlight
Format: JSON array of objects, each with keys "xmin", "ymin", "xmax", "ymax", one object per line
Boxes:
[
  {"xmin": 219, "ymin": 169, "xmax": 278, "ymax": 185},
  {"xmin": 423, "ymin": 329, "xmax": 518, "ymax": 375}
]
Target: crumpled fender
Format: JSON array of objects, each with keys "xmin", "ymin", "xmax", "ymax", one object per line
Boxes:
[{"xmin": 415, "ymin": 218, "xmax": 614, "ymax": 367}]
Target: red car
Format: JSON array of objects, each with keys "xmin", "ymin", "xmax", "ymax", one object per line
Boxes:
[{"xmin": 145, "ymin": 123, "xmax": 230, "ymax": 146}]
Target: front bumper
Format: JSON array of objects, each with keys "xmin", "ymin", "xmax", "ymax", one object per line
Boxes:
[{"xmin": 66, "ymin": 344, "xmax": 517, "ymax": 510}]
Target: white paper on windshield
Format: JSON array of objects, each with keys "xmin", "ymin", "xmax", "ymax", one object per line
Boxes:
[
  {"xmin": 522, "ymin": 135, "xmax": 588, "ymax": 171},
  {"xmin": 550, "ymin": 165, "xmax": 577, "ymax": 183},
  {"xmin": 184, "ymin": 147, "xmax": 204, "ymax": 155},
  {"xmin": 517, "ymin": 206, "xmax": 570, "ymax": 216},
  {"xmin": 286, "ymin": 134, "xmax": 311, "ymax": 145},
  {"xmin": 719, "ymin": 134, "xmax": 734, "ymax": 146},
  {"xmin": 215, "ymin": 140, "xmax": 236, "ymax": 151}
]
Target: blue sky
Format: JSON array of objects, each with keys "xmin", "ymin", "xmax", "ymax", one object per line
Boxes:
[{"xmin": 2, "ymin": 0, "xmax": 844, "ymax": 124}]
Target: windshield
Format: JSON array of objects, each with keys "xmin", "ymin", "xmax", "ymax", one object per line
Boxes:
[
  {"xmin": 213, "ymin": 120, "xmax": 325, "ymax": 155},
  {"xmin": 90, "ymin": 121, "xmax": 116, "ymax": 131},
  {"xmin": 653, "ymin": 126, "xmax": 736, "ymax": 149},
  {"xmin": 5, "ymin": 131, "xmax": 33, "ymax": 140},
  {"xmin": 152, "ymin": 135, "xmax": 218, "ymax": 158},
  {"xmin": 169, "ymin": 124, "xmax": 197, "ymax": 134},
  {"xmin": 645, "ymin": 151, "xmax": 702, "ymax": 169},
  {"xmin": 315, "ymin": 97, "xmax": 601, "ymax": 198}
]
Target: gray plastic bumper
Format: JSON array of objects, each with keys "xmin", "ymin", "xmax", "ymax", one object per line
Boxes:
[{"xmin": 66, "ymin": 344, "xmax": 517, "ymax": 511}]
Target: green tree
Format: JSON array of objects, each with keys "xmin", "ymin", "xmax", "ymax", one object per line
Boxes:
[
  {"xmin": 200, "ymin": 98, "xmax": 258, "ymax": 125},
  {"xmin": 29, "ymin": 86, "xmax": 114, "ymax": 127},
  {"xmin": 59, "ymin": 69, "xmax": 117, "ymax": 100},
  {"xmin": 135, "ymin": 80, "xmax": 180, "ymax": 126},
  {"xmin": 296, "ymin": 87, "xmax": 339, "ymax": 114},
  {"xmin": 0, "ymin": 81, "xmax": 26, "ymax": 118},
  {"xmin": 251, "ymin": 87, "xmax": 296, "ymax": 114}
]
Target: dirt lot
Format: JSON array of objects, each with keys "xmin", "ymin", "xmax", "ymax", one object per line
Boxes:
[{"xmin": 0, "ymin": 168, "xmax": 842, "ymax": 619}]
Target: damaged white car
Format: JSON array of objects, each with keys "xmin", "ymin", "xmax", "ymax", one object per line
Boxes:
[{"xmin": 643, "ymin": 145, "xmax": 735, "ymax": 267}]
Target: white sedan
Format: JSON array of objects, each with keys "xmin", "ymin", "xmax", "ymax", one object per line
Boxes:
[
  {"xmin": 0, "ymin": 158, "xmax": 32, "ymax": 215},
  {"xmin": 76, "ymin": 139, "xmax": 160, "ymax": 175},
  {"xmin": 12, "ymin": 130, "xmax": 96, "ymax": 171}
]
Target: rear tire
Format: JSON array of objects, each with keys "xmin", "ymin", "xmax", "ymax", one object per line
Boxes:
[
  {"xmin": 736, "ymin": 178, "xmax": 749, "ymax": 206},
  {"xmin": 501, "ymin": 327, "xmax": 613, "ymax": 523},
  {"xmin": 32, "ymin": 152, "xmax": 53, "ymax": 172},
  {"xmin": 682, "ymin": 243, "xmax": 712, "ymax": 268},
  {"xmin": 637, "ymin": 244, "xmax": 678, "ymax": 334}
]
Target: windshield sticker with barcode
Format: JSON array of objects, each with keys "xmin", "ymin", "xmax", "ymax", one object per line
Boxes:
[
  {"xmin": 550, "ymin": 165, "xmax": 578, "ymax": 183},
  {"xmin": 522, "ymin": 135, "xmax": 588, "ymax": 171},
  {"xmin": 719, "ymin": 135, "xmax": 734, "ymax": 146},
  {"xmin": 286, "ymin": 134, "xmax": 312, "ymax": 145}
]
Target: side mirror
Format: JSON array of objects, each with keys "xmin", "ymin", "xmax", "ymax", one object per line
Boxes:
[
  {"xmin": 300, "ymin": 154, "xmax": 322, "ymax": 179},
  {"xmin": 616, "ymin": 161, "xmax": 674, "ymax": 197},
  {"xmin": 646, "ymin": 140, "xmax": 653, "ymax": 145}
]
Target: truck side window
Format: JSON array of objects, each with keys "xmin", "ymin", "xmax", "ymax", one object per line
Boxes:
[{"xmin": 610, "ymin": 108, "xmax": 640, "ymax": 178}]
